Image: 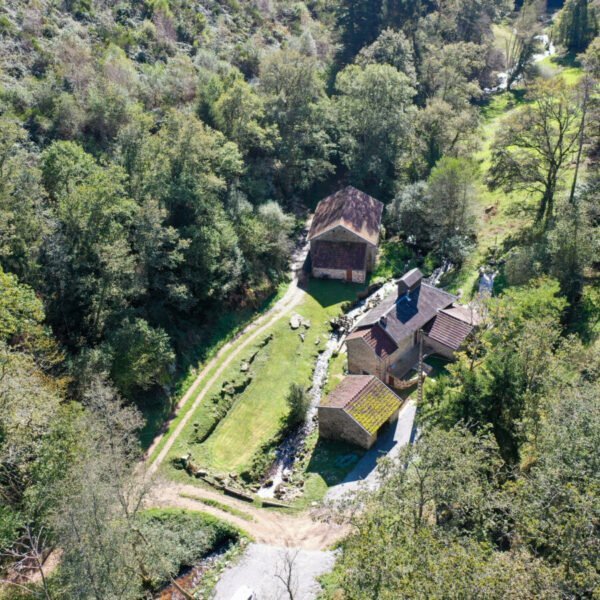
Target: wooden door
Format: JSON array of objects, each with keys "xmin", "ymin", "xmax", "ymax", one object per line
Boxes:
[{"xmin": 346, "ymin": 269, "xmax": 352, "ymax": 282}]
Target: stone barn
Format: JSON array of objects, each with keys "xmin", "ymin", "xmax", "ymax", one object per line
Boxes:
[
  {"xmin": 308, "ymin": 186, "xmax": 383, "ymax": 283},
  {"xmin": 318, "ymin": 375, "xmax": 402, "ymax": 449}
]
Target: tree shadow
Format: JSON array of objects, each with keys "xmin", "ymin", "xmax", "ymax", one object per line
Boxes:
[
  {"xmin": 305, "ymin": 438, "xmax": 366, "ymax": 486},
  {"xmin": 301, "ymin": 276, "xmax": 369, "ymax": 309},
  {"xmin": 551, "ymin": 52, "xmax": 581, "ymax": 69}
]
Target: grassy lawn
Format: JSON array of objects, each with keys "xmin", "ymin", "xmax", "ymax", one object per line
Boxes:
[
  {"xmin": 324, "ymin": 348, "xmax": 347, "ymax": 396},
  {"xmin": 143, "ymin": 282, "xmax": 289, "ymax": 455},
  {"xmin": 163, "ymin": 279, "xmax": 366, "ymax": 480},
  {"xmin": 537, "ymin": 53, "xmax": 583, "ymax": 85}
]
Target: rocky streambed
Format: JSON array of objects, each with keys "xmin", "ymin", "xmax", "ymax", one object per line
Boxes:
[{"xmin": 257, "ymin": 279, "xmax": 399, "ymax": 501}]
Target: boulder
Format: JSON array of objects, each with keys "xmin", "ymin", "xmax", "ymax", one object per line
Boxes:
[
  {"xmin": 299, "ymin": 333, "xmax": 305, "ymax": 342},
  {"xmin": 289, "ymin": 314, "xmax": 301, "ymax": 329}
]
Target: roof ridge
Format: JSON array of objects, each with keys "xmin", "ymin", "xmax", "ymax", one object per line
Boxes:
[
  {"xmin": 345, "ymin": 377, "xmax": 378, "ymax": 413},
  {"xmin": 345, "ymin": 375, "xmax": 375, "ymax": 406},
  {"xmin": 372, "ymin": 322, "xmax": 399, "ymax": 347}
]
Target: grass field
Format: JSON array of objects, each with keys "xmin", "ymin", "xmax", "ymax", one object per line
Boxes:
[
  {"xmin": 163, "ymin": 279, "xmax": 366, "ymax": 479},
  {"xmin": 141, "ymin": 282, "xmax": 289, "ymax": 451},
  {"xmin": 441, "ymin": 89, "xmax": 535, "ymax": 298}
]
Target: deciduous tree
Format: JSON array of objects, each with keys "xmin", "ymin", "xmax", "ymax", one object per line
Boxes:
[{"xmin": 488, "ymin": 80, "xmax": 582, "ymax": 226}]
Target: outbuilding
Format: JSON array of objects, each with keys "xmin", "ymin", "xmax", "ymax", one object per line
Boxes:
[{"xmin": 318, "ymin": 375, "xmax": 402, "ymax": 449}]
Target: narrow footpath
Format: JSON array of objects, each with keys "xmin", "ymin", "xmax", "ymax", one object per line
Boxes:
[{"xmin": 146, "ymin": 224, "xmax": 311, "ymax": 476}]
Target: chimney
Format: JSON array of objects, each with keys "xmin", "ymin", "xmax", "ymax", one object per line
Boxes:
[{"xmin": 398, "ymin": 268, "xmax": 424, "ymax": 299}]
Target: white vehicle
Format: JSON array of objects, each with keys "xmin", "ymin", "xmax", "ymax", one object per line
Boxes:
[{"xmin": 230, "ymin": 585, "xmax": 255, "ymax": 600}]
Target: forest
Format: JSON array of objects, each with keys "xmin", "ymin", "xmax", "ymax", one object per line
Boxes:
[{"xmin": 0, "ymin": 0, "xmax": 598, "ymax": 597}]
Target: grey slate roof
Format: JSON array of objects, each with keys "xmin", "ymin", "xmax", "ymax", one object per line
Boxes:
[
  {"xmin": 397, "ymin": 268, "xmax": 424, "ymax": 295},
  {"xmin": 355, "ymin": 283, "xmax": 456, "ymax": 344},
  {"xmin": 308, "ymin": 186, "xmax": 383, "ymax": 246},
  {"xmin": 424, "ymin": 310, "xmax": 474, "ymax": 350}
]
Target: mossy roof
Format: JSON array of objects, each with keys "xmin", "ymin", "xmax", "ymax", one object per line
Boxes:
[{"xmin": 321, "ymin": 375, "xmax": 402, "ymax": 436}]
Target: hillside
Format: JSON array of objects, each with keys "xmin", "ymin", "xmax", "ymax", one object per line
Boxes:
[{"xmin": 0, "ymin": 0, "xmax": 599, "ymax": 598}]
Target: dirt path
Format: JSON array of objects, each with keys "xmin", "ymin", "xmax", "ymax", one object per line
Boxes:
[
  {"xmin": 148, "ymin": 480, "xmax": 346, "ymax": 551},
  {"xmin": 146, "ymin": 226, "xmax": 311, "ymax": 475},
  {"xmin": 144, "ymin": 219, "xmax": 348, "ymax": 553}
]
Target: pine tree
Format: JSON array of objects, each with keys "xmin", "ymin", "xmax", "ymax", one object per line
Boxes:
[{"xmin": 557, "ymin": 0, "xmax": 599, "ymax": 53}]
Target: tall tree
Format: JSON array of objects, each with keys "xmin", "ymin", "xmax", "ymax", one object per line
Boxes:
[
  {"xmin": 488, "ymin": 79, "xmax": 582, "ymax": 226},
  {"xmin": 388, "ymin": 157, "xmax": 478, "ymax": 263},
  {"xmin": 557, "ymin": 0, "xmax": 599, "ymax": 53},
  {"xmin": 334, "ymin": 63, "xmax": 415, "ymax": 197},
  {"xmin": 336, "ymin": 0, "xmax": 383, "ymax": 65},
  {"xmin": 259, "ymin": 49, "xmax": 334, "ymax": 200},
  {"xmin": 41, "ymin": 142, "xmax": 138, "ymax": 345}
]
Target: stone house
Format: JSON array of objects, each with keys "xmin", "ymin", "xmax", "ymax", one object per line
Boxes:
[
  {"xmin": 318, "ymin": 375, "xmax": 402, "ymax": 449},
  {"xmin": 308, "ymin": 186, "xmax": 383, "ymax": 283},
  {"xmin": 346, "ymin": 268, "xmax": 479, "ymax": 389}
]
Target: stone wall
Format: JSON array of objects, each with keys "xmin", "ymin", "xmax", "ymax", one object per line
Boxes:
[
  {"xmin": 347, "ymin": 336, "xmax": 382, "ymax": 377},
  {"xmin": 318, "ymin": 406, "xmax": 376, "ymax": 449},
  {"xmin": 347, "ymin": 330, "xmax": 417, "ymax": 382},
  {"xmin": 422, "ymin": 334, "xmax": 456, "ymax": 360},
  {"xmin": 312, "ymin": 266, "xmax": 366, "ymax": 283}
]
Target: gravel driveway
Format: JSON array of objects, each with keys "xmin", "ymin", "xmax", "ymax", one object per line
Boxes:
[{"xmin": 213, "ymin": 543, "xmax": 335, "ymax": 600}]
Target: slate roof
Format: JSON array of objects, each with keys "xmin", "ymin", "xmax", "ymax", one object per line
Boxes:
[
  {"xmin": 312, "ymin": 241, "xmax": 367, "ymax": 271},
  {"xmin": 356, "ymin": 283, "xmax": 456, "ymax": 345},
  {"xmin": 398, "ymin": 268, "xmax": 424, "ymax": 295},
  {"xmin": 308, "ymin": 186, "xmax": 383, "ymax": 246},
  {"xmin": 424, "ymin": 307, "xmax": 478, "ymax": 350},
  {"xmin": 346, "ymin": 323, "xmax": 398, "ymax": 358},
  {"xmin": 320, "ymin": 375, "xmax": 402, "ymax": 436}
]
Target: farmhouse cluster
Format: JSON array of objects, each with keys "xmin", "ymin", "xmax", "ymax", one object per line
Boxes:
[{"xmin": 312, "ymin": 187, "xmax": 479, "ymax": 449}]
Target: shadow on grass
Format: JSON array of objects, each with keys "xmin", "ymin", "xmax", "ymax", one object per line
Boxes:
[
  {"xmin": 551, "ymin": 52, "xmax": 581, "ymax": 69},
  {"xmin": 424, "ymin": 354, "xmax": 452, "ymax": 378},
  {"xmin": 303, "ymin": 277, "xmax": 368, "ymax": 309},
  {"xmin": 305, "ymin": 438, "xmax": 365, "ymax": 487}
]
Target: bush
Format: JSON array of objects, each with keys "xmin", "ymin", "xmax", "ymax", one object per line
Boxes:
[{"xmin": 285, "ymin": 383, "xmax": 311, "ymax": 428}]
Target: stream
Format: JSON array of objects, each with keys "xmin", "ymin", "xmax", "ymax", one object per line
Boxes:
[
  {"xmin": 156, "ymin": 543, "xmax": 232, "ymax": 600},
  {"xmin": 257, "ymin": 280, "xmax": 399, "ymax": 500},
  {"xmin": 256, "ymin": 334, "xmax": 339, "ymax": 499},
  {"xmin": 485, "ymin": 32, "xmax": 556, "ymax": 94}
]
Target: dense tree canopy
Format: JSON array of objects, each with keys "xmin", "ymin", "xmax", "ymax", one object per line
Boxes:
[{"xmin": 0, "ymin": 0, "xmax": 597, "ymax": 596}]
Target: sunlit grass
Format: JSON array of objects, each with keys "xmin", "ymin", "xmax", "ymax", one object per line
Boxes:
[{"xmin": 164, "ymin": 279, "xmax": 365, "ymax": 477}]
